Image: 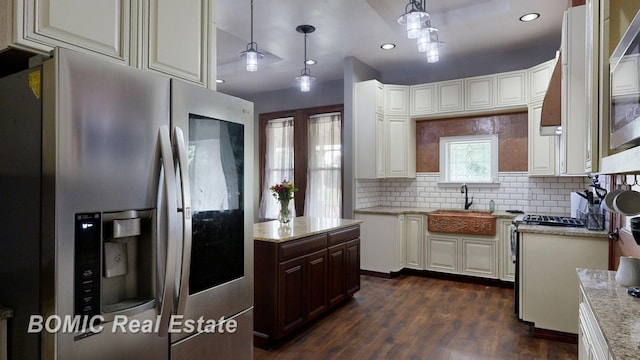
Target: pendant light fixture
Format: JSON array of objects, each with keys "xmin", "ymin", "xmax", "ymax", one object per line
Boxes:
[
  {"xmin": 295, "ymin": 25, "xmax": 316, "ymax": 92},
  {"xmin": 398, "ymin": 1, "xmax": 444, "ymax": 63},
  {"xmin": 397, "ymin": 0, "xmax": 429, "ymax": 39},
  {"xmin": 240, "ymin": 0, "xmax": 263, "ymax": 72}
]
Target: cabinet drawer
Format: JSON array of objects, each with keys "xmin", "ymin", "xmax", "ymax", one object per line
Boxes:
[
  {"xmin": 328, "ymin": 226, "xmax": 360, "ymax": 246},
  {"xmin": 279, "ymin": 234, "xmax": 327, "ymax": 261}
]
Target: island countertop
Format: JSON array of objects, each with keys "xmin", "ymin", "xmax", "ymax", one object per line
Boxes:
[{"xmin": 254, "ymin": 216, "xmax": 362, "ymax": 243}]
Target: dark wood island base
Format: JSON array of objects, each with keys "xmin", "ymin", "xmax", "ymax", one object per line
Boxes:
[{"xmin": 253, "ymin": 218, "xmax": 362, "ymax": 349}]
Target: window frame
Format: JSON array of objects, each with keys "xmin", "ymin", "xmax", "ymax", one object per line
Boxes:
[
  {"xmin": 259, "ymin": 104, "xmax": 344, "ymax": 218},
  {"xmin": 438, "ymin": 133, "xmax": 499, "ymax": 185}
]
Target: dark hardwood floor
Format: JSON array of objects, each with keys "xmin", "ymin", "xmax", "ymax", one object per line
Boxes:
[{"xmin": 254, "ymin": 274, "xmax": 577, "ymax": 359}]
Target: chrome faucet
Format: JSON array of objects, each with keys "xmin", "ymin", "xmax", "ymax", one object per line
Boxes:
[{"xmin": 461, "ymin": 183, "xmax": 473, "ymax": 210}]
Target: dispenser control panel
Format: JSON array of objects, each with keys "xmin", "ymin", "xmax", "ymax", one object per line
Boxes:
[{"xmin": 74, "ymin": 213, "xmax": 101, "ymax": 317}]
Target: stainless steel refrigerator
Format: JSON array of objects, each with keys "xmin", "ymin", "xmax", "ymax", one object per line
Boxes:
[{"xmin": 0, "ymin": 48, "xmax": 253, "ymax": 359}]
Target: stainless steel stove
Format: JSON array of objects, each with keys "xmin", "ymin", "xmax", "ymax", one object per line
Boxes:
[{"xmin": 521, "ymin": 214, "xmax": 585, "ymax": 227}]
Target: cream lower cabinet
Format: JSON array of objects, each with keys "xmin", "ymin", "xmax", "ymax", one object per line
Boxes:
[
  {"xmin": 520, "ymin": 232, "xmax": 608, "ymax": 334},
  {"xmin": 499, "ymin": 219, "xmax": 515, "ymax": 282},
  {"xmin": 355, "ymin": 213, "xmax": 405, "ymax": 275},
  {"xmin": 404, "ymin": 214, "xmax": 424, "ymax": 270},
  {"xmin": 426, "ymin": 233, "xmax": 498, "ymax": 279},
  {"xmin": 579, "ymin": 286, "xmax": 613, "ymax": 360}
]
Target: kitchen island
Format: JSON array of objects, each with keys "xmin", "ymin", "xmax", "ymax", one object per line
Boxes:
[{"xmin": 253, "ymin": 217, "xmax": 362, "ymax": 348}]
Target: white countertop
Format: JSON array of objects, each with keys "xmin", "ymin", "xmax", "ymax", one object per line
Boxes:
[{"xmin": 254, "ymin": 216, "xmax": 362, "ymax": 243}]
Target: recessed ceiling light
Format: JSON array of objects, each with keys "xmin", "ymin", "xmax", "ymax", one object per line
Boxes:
[
  {"xmin": 519, "ymin": 13, "xmax": 540, "ymax": 22},
  {"xmin": 305, "ymin": 59, "xmax": 317, "ymax": 65},
  {"xmin": 216, "ymin": 79, "xmax": 225, "ymax": 84},
  {"xmin": 381, "ymin": 43, "xmax": 396, "ymax": 50}
]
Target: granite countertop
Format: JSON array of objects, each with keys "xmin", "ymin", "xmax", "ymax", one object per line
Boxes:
[
  {"xmin": 0, "ymin": 305, "xmax": 13, "ymax": 320},
  {"xmin": 577, "ymin": 268, "xmax": 640, "ymax": 359},
  {"xmin": 353, "ymin": 206, "xmax": 518, "ymax": 219},
  {"xmin": 518, "ymin": 224, "xmax": 610, "ymax": 238},
  {"xmin": 254, "ymin": 216, "xmax": 362, "ymax": 243}
]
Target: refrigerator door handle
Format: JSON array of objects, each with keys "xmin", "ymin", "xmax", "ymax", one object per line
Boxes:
[
  {"xmin": 157, "ymin": 125, "xmax": 179, "ymax": 337},
  {"xmin": 173, "ymin": 126, "xmax": 192, "ymax": 315}
]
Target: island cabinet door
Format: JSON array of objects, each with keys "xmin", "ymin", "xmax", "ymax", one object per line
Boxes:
[
  {"xmin": 345, "ymin": 239, "xmax": 361, "ymax": 296},
  {"xmin": 278, "ymin": 256, "xmax": 306, "ymax": 337},
  {"xmin": 307, "ymin": 249, "xmax": 328, "ymax": 321},
  {"xmin": 328, "ymin": 243, "xmax": 347, "ymax": 308}
]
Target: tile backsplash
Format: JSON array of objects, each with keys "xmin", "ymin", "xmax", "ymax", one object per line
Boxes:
[{"xmin": 355, "ymin": 172, "xmax": 589, "ymax": 215}]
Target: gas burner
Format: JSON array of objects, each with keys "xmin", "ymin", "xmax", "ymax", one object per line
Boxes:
[{"xmin": 522, "ymin": 215, "xmax": 585, "ymax": 227}]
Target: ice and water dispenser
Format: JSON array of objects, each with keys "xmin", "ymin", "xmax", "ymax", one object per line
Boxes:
[{"xmin": 74, "ymin": 210, "xmax": 156, "ymax": 321}]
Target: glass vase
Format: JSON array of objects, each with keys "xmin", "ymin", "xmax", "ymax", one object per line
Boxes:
[{"xmin": 278, "ymin": 199, "xmax": 292, "ymax": 224}]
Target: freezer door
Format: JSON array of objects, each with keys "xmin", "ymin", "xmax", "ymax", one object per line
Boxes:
[
  {"xmin": 170, "ymin": 79, "xmax": 254, "ymax": 344},
  {"xmin": 48, "ymin": 48, "xmax": 171, "ymax": 359}
]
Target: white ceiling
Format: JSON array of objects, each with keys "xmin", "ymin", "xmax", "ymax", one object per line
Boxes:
[{"xmin": 215, "ymin": 0, "xmax": 569, "ymax": 98}]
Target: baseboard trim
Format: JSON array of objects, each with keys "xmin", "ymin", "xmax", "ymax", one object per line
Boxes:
[
  {"xmin": 360, "ymin": 269, "xmax": 393, "ymax": 278},
  {"xmin": 532, "ymin": 327, "xmax": 578, "ymax": 344},
  {"xmin": 400, "ymin": 268, "xmax": 514, "ymax": 289}
]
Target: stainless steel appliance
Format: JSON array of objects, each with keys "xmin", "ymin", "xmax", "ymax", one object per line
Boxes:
[
  {"xmin": 609, "ymin": 9, "xmax": 640, "ymax": 150},
  {"xmin": 0, "ymin": 48, "xmax": 253, "ymax": 359},
  {"xmin": 510, "ymin": 214, "xmax": 584, "ymax": 317}
]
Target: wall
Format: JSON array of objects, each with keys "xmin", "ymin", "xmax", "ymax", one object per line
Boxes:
[
  {"xmin": 356, "ymin": 173, "xmax": 588, "ymax": 214},
  {"xmin": 416, "ymin": 113, "xmax": 528, "ymax": 172}
]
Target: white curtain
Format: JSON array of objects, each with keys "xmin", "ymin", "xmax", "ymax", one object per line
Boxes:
[
  {"xmin": 258, "ymin": 117, "xmax": 296, "ymax": 220},
  {"xmin": 305, "ymin": 112, "xmax": 342, "ymax": 218}
]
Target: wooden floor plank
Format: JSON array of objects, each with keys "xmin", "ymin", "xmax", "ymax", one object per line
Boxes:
[{"xmin": 254, "ymin": 274, "xmax": 577, "ymax": 359}]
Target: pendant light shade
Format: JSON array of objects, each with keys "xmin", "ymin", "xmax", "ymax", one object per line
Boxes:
[
  {"xmin": 397, "ymin": 0, "xmax": 429, "ymax": 39},
  {"xmin": 240, "ymin": 0, "xmax": 263, "ymax": 72},
  {"xmin": 295, "ymin": 25, "xmax": 316, "ymax": 93}
]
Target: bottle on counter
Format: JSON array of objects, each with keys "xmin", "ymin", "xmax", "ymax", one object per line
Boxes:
[{"xmin": 489, "ymin": 200, "xmax": 495, "ymax": 213}]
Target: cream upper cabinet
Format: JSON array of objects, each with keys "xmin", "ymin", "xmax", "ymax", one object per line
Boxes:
[
  {"xmin": 2, "ymin": 0, "xmax": 132, "ymax": 62},
  {"xmin": 437, "ymin": 79, "xmax": 464, "ymax": 113},
  {"xmin": 142, "ymin": 0, "xmax": 209, "ymax": 86},
  {"xmin": 385, "ymin": 85, "xmax": 409, "ymax": 116},
  {"xmin": 528, "ymin": 101, "xmax": 557, "ymax": 176},
  {"xmin": 1, "ymin": 0, "xmax": 214, "ymax": 87},
  {"xmin": 355, "ymin": 80, "xmax": 415, "ymax": 179},
  {"xmin": 404, "ymin": 214, "xmax": 424, "ymax": 270},
  {"xmin": 496, "ymin": 70, "xmax": 527, "ymax": 107},
  {"xmin": 410, "ymin": 83, "xmax": 435, "ymax": 116},
  {"xmin": 560, "ymin": 5, "xmax": 587, "ymax": 176},
  {"xmin": 375, "ymin": 82, "xmax": 385, "ymax": 113},
  {"xmin": 528, "ymin": 59, "xmax": 554, "ymax": 103},
  {"xmin": 465, "ymin": 75, "xmax": 494, "ymax": 110}
]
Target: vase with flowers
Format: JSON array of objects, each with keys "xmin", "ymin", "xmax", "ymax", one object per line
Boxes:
[{"xmin": 270, "ymin": 179, "xmax": 298, "ymax": 224}]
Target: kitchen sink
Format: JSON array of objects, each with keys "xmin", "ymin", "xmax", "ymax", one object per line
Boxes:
[{"xmin": 427, "ymin": 209, "xmax": 496, "ymax": 236}]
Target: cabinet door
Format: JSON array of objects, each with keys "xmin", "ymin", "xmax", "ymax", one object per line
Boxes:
[
  {"xmin": 386, "ymin": 116, "xmax": 409, "ymax": 177},
  {"xmin": 405, "ymin": 215, "xmax": 424, "ymax": 270},
  {"xmin": 461, "ymin": 238, "xmax": 497, "ymax": 278},
  {"xmin": 528, "ymin": 59, "xmax": 554, "ymax": 102},
  {"xmin": 385, "ymin": 85, "xmax": 409, "ymax": 116},
  {"xmin": 278, "ymin": 257, "xmax": 306, "ymax": 336},
  {"xmin": 20, "ymin": 0, "xmax": 131, "ymax": 62},
  {"xmin": 499, "ymin": 219, "xmax": 515, "ymax": 282},
  {"xmin": 345, "ymin": 239, "xmax": 361, "ymax": 296},
  {"xmin": 144, "ymin": 0, "xmax": 208, "ymax": 85},
  {"xmin": 496, "ymin": 71, "xmax": 527, "ymax": 107},
  {"xmin": 410, "ymin": 84, "xmax": 435, "ymax": 116},
  {"xmin": 376, "ymin": 113, "xmax": 386, "ymax": 178},
  {"xmin": 437, "ymin": 80, "xmax": 464, "ymax": 113},
  {"xmin": 306, "ymin": 250, "xmax": 328, "ymax": 321},
  {"xmin": 426, "ymin": 235, "xmax": 458, "ymax": 273},
  {"xmin": 395, "ymin": 215, "xmax": 406, "ymax": 271},
  {"xmin": 465, "ymin": 75, "xmax": 494, "ymax": 110},
  {"xmin": 528, "ymin": 101, "xmax": 557, "ymax": 176},
  {"xmin": 327, "ymin": 244, "xmax": 346, "ymax": 308}
]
